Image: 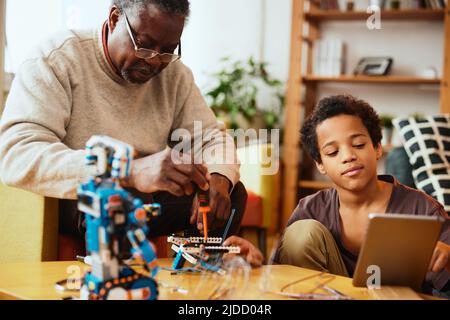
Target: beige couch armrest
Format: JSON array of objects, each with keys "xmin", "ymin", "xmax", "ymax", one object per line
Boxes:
[{"xmin": 0, "ymin": 184, "xmax": 59, "ymax": 262}]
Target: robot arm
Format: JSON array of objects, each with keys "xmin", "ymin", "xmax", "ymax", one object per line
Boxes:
[{"xmin": 127, "ymin": 229, "xmax": 159, "ymax": 277}]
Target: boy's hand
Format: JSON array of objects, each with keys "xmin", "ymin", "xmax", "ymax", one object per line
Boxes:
[
  {"xmin": 223, "ymin": 236, "xmax": 264, "ymax": 268},
  {"xmin": 428, "ymin": 241, "xmax": 450, "ymax": 273}
]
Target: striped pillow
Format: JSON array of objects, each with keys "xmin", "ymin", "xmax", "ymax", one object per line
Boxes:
[{"xmin": 393, "ymin": 115, "xmax": 450, "ymax": 215}]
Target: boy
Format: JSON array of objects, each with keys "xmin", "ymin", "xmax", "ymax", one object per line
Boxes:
[{"xmin": 273, "ymin": 95, "xmax": 450, "ymax": 295}]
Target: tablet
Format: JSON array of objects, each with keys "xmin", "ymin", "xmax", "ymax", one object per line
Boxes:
[{"xmin": 352, "ymin": 213, "xmax": 445, "ymax": 291}]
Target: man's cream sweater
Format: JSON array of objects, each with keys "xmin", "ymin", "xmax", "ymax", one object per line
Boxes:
[{"xmin": 0, "ymin": 25, "xmax": 239, "ymax": 199}]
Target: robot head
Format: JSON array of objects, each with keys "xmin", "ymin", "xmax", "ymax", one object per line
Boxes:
[{"xmin": 85, "ymin": 135, "xmax": 135, "ymax": 180}]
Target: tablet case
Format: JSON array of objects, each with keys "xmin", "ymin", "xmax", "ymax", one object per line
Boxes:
[{"xmin": 352, "ymin": 213, "xmax": 444, "ymax": 291}]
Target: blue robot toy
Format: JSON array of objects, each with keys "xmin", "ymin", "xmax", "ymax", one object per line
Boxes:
[{"xmin": 77, "ymin": 135, "xmax": 161, "ymax": 300}]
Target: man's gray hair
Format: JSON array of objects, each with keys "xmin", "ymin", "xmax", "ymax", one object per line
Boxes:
[{"xmin": 112, "ymin": 0, "xmax": 190, "ymax": 17}]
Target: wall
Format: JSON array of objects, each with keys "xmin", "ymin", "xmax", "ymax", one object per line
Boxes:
[
  {"xmin": 182, "ymin": 0, "xmax": 292, "ymax": 100},
  {"xmin": 5, "ymin": 0, "xmax": 63, "ymax": 73},
  {"xmin": 182, "ymin": 0, "xmax": 264, "ymax": 91},
  {"xmin": 62, "ymin": 0, "xmax": 110, "ymax": 29},
  {"xmin": 263, "ymin": 0, "xmax": 292, "ymax": 82},
  {"xmin": 4, "ymin": 0, "xmax": 109, "ymax": 73}
]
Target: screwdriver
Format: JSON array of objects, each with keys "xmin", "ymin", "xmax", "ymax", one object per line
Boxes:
[{"xmin": 197, "ymin": 188, "xmax": 211, "ymax": 241}]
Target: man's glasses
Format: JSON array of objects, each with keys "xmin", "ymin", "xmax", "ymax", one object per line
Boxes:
[{"xmin": 123, "ymin": 12, "xmax": 181, "ymax": 64}]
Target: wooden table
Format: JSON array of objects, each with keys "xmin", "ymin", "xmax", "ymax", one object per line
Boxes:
[{"xmin": 0, "ymin": 258, "xmax": 430, "ymax": 300}]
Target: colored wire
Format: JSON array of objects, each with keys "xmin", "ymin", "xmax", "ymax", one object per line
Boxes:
[{"xmin": 221, "ymin": 208, "xmax": 236, "ymax": 243}]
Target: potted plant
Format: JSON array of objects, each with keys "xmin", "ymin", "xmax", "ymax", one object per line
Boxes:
[
  {"xmin": 204, "ymin": 57, "xmax": 285, "ymax": 131},
  {"xmin": 410, "ymin": 112, "xmax": 425, "ymax": 121},
  {"xmin": 380, "ymin": 114, "xmax": 394, "ymax": 146},
  {"xmin": 390, "ymin": 0, "xmax": 400, "ymax": 10}
]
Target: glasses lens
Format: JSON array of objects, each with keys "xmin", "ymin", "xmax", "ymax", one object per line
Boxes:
[
  {"xmin": 135, "ymin": 48, "xmax": 181, "ymax": 63},
  {"xmin": 159, "ymin": 54, "xmax": 181, "ymax": 63},
  {"xmin": 135, "ymin": 49, "xmax": 158, "ymax": 60}
]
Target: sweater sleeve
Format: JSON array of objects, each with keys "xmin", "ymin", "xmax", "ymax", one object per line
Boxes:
[
  {"xmin": 0, "ymin": 58, "xmax": 90, "ymax": 199},
  {"xmin": 169, "ymin": 67, "xmax": 240, "ymax": 187}
]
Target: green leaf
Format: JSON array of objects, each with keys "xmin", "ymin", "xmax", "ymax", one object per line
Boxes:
[{"xmin": 203, "ymin": 56, "xmax": 286, "ymax": 129}]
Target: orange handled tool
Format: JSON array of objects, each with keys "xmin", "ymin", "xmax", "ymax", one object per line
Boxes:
[{"xmin": 197, "ymin": 189, "xmax": 210, "ymax": 241}]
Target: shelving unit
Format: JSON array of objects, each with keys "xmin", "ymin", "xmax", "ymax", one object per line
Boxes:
[
  {"xmin": 281, "ymin": 0, "xmax": 450, "ymax": 227},
  {"xmin": 303, "ymin": 75, "xmax": 441, "ymax": 84},
  {"xmin": 0, "ymin": 0, "xmax": 5, "ymax": 113},
  {"xmin": 305, "ymin": 8, "xmax": 446, "ymax": 21}
]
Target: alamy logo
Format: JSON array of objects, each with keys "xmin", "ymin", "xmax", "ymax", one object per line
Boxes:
[
  {"xmin": 366, "ymin": 265, "xmax": 381, "ymax": 289},
  {"xmin": 66, "ymin": 265, "xmax": 84, "ymax": 290},
  {"xmin": 170, "ymin": 121, "xmax": 280, "ymax": 175},
  {"xmin": 366, "ymin": 5, "xmax": 382, "ymax": 30}
]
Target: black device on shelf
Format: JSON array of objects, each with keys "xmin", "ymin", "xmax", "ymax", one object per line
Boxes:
[{"xmin": 353, "ymin": 57, "xmax": 393, "ymax": 76}]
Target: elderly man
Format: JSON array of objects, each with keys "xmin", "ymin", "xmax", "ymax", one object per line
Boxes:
[{"xmin": 0, "ymin": 0, "xmax": 247, "ymax": 248}]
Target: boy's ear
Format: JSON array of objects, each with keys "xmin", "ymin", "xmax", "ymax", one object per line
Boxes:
[
  {"xmin": 375, "ymin": 142, "xmax": 383, "ymax": 160},
  {"xmin": 315, "ymin": 161, "xmax": 327, "ymax": 175}
]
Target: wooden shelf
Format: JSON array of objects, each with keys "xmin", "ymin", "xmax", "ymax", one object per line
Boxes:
[
  {"xmin": 305, "ymin": 9, "xmax": 446, "ymax": 22},
  {"xmin": 299, "ymin": 180, "xmax": 333, "ymax": 190},
  {"xmin": 303, "ymin": 75, "xmax": 441, "ymax": 85},
  {"xmin": 281, "ymin": 0, "xmax": 450, "ymax": 228}
]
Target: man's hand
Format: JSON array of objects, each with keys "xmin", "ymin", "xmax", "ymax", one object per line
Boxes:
[
  {"xmin": 121, "ymin": 148, "xmax": 210, "ymax": 196},
  {"xmin": 190, "ymin": 173, "xmax": 231, "ymax": 233},
  {"xmin": 428, "ymin": 241, "xmax": 450, "ymax": 273},
  {"xmin": 223, "ymin": 236, "xmax": 264, "ymax": 268}
]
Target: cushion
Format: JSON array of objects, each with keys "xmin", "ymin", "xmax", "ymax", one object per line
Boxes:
[
  {"xmin": 241, "ymin": 191, "xmax": 263, "ymax": 227},
  {"xmin": 393, "ymin": 115, "xmax": 450, "ymax": 215},
  {"xmin": 385, "ymin": 146, "xmax": 416, "ymax": 188},
  {"xmin": 236, "ymin": 143, "xmax": 280, "ymax": 232}
]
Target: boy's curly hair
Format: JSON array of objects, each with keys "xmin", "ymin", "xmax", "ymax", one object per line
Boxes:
[{"xmin": 300, "ymin": 95, "xmax": 382, "ymax": 163}]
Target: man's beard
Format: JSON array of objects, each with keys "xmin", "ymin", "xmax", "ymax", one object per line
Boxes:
[{"xmin": 121, "ymin": 63, "xmax": 158, "ymax": 84}]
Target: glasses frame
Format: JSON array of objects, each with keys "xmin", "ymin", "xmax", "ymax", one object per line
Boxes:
[{"xmin": 123, "ymin": 12, "xmax": 181, "ymax": 63}]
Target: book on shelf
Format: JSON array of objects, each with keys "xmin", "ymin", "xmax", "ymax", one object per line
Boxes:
[
  {"xmin": 312, "ymin": 39, "xmax": 345, "ymax": 77},
  {"xmin": 318, "ymin": 0, "xmax": 340, "ymax": 10},
  {"xmin": 376, "ymin": 0, "xmax": 446, "ymax": 10},
  {"xmin": 423, "ymin": 0, "xmax": 439, "ymax": 8}
]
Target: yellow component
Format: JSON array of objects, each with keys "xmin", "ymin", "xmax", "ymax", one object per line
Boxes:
[{"xmin": 88, "ymin": 281, "xmax": 96, "ymax": 290}]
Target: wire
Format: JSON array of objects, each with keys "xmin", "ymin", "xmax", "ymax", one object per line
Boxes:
[
  {"xmin": 277, "ymin": 272, "xmax": 353, "ymax": 300},
  {"xmin": 221, "ymin": 208, "xmax": 236, "ymax": 243},
  {"xmin": 262, "ymin": 290, "xmax": 351, "ymax": 300},
  {"xmin": 280, "ymin": 271, "xmax": 327, "ymax": 292}
]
